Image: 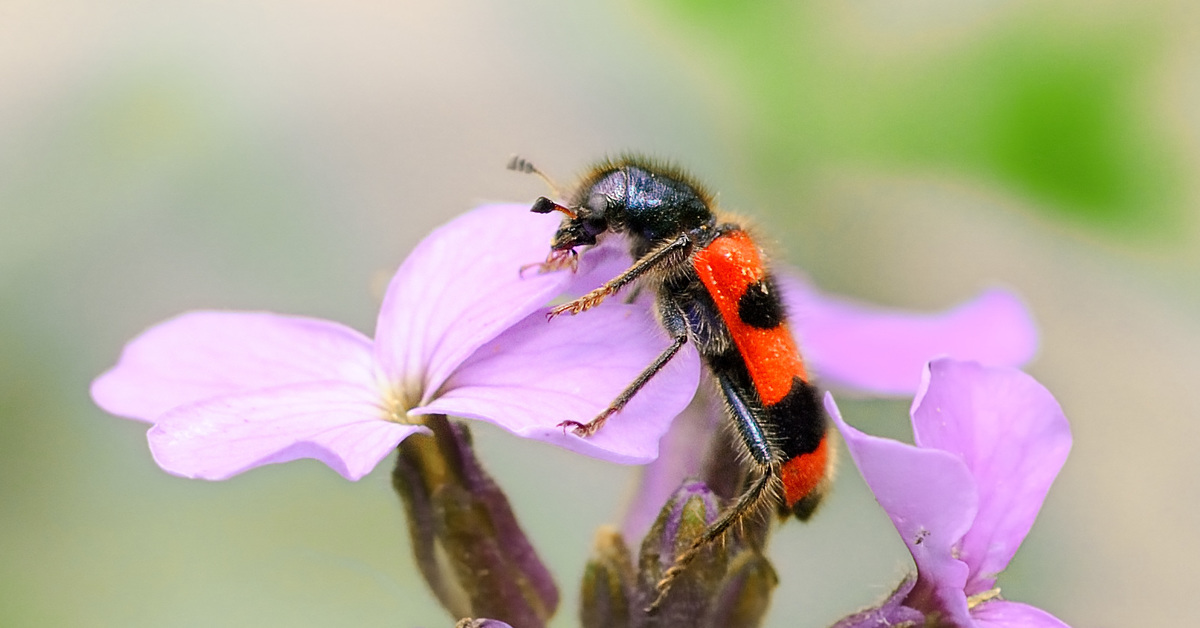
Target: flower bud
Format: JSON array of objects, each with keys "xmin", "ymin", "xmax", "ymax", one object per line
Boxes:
[
  {"xmin": 828, "ymin": 576, "xmax": 926, "ymax": 628},
  {"xmin": 454, "ymin": 619, "xmax": 515, "ymax": 628},
  {"xmin": 627, "ymin": 481, "xmax": 777, "ymax": 627},
  {"xmin": 393, "ymin": 416, "xmax": 558, "ymax": 627},
  {"xmin": 580, "ymin": 525, "xmax": 636, "ymax": 628}
]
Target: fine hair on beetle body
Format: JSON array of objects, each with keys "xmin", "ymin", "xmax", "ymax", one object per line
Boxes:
[{"xmin": 513, "ymin": 153, "xmax": 834, "ymax": 612}]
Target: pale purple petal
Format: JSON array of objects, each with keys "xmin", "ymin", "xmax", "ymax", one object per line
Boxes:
[
  {"xmin": 973, "ymin": 600, "xmax": 1072, "ymax": 628},
  {"xmin": 148, "ymin": 381, "xmax": 419, "ymax": 481},
  {"xmin": 413, "ymin": 304, "xmax": 702, "ymax": 464},
  {"xmin": 911, "ymin": 359, "xmax": 1072, "ymax": 595},
  {"xmin": 779, "ymin": 270, "xmax": 1037, "ymax": 395},
  {"xmin": 826, "ymin": 393, "xmax": 976, "ymax": 628},
  {"xmin": 91, "ymin": 311, "xmax": 375, "ymax": 423},
  {"xmin": 560, "ymin": 237, "xmax": 636, "ymax": 297},
  {"xmin": 374, "ymin": 204, "xmax": 569, "ymax": 404}
]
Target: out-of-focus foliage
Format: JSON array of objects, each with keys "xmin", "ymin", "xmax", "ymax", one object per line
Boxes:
[{"xmin": 646, "ymin": 0, "xmax": 1177, "ymax": 233}]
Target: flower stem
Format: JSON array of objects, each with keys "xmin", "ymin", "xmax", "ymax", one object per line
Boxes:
[{"xmin": 393, "ymin": 415, "xmax": 559, "ymax": 627}]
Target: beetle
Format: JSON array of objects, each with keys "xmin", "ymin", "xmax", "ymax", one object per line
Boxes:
[{"xmin": 514, "ymin": 155, "xmax": 832, "ymax": 607}]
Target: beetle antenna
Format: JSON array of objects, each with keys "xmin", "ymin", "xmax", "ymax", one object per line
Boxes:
[
  {"xmin": 507, "ymin": 155, "xmax": 562, "ymax": 197},
  {"xmin": 530, "ymin": 196, "xmax": 576, "ymax": 219}
]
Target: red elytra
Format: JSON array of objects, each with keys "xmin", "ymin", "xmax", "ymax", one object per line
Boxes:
[{"xmin": 693, "ymin": 230, "xmax": 810, "ymax": 405}]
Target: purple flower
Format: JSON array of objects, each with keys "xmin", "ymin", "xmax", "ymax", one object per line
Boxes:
[
  {"xmin": 90, "ymin": 204, "xmax": 700, "ymax": 479},
  {"xmin": 826, "ymin": 358, "xmax": 1072, "ymax": 628},
  {"xmin": 91, "ymin": 198, "xmax": 1038, "ymax": 483}
]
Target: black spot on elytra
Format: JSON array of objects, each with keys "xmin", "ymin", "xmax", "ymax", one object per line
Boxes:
[
  {"xmin": 768, "ymin": 378, "xmax": 826, "ymax": 459},
  {"xmin": 737, "ymin": 279, "xmax": 785, "ymax": 329}
]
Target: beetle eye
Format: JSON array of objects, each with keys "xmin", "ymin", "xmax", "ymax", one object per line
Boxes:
[{"xmin": 586, "ymin": 193, "xmax": 608, "ymax": 215}]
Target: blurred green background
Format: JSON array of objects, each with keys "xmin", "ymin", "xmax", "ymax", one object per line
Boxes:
[{"xmin": 3, "ymin": 1, "xmax": 1198, "ymax": 626}]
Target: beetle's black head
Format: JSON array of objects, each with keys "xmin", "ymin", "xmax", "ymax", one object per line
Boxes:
[{"xmin": 529, "ymin": 159, "xmax": 715, "ymax": 257}]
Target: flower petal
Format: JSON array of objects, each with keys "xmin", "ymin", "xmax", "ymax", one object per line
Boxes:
[
  {"xmin": 413, "ymin": 304, "xmax": 701, "ymax": 464},
  {"xmin": 373, "ymin": 204, "xmax": 570, "ymax": 403},
  {"xmin": 910, "ymin": 359, "xmax": 1072, "ymax": 595},
  {"xmin": 148, "ymin": 381, "xmax": 418, "ymax": 481},
  {"xmin": 779, "ymin": 271, "xmax": 1038, "ymax": 395},
  {"xmin": 972, "ymin": 600, "xmax": 1072, "ymax": 628},
  {"xmin": 560, "ymin": 238, "xmax": 636, "ymax": 298},
  {"xmin": 91, "ymin": 311, "xmax": 375, "ymax": 423},
  {"xmin": 826, "ymin": 393, "xmax": 976, "ymax": 628}
]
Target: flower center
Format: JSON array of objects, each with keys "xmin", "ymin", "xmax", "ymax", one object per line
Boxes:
[
  {"xmin": 379, "ymin": 376, "xmax": 428, "ymax": 426},
  {"xmin": 966, "ymin": 587, "xmax": 1002, "ymax": 610}
]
